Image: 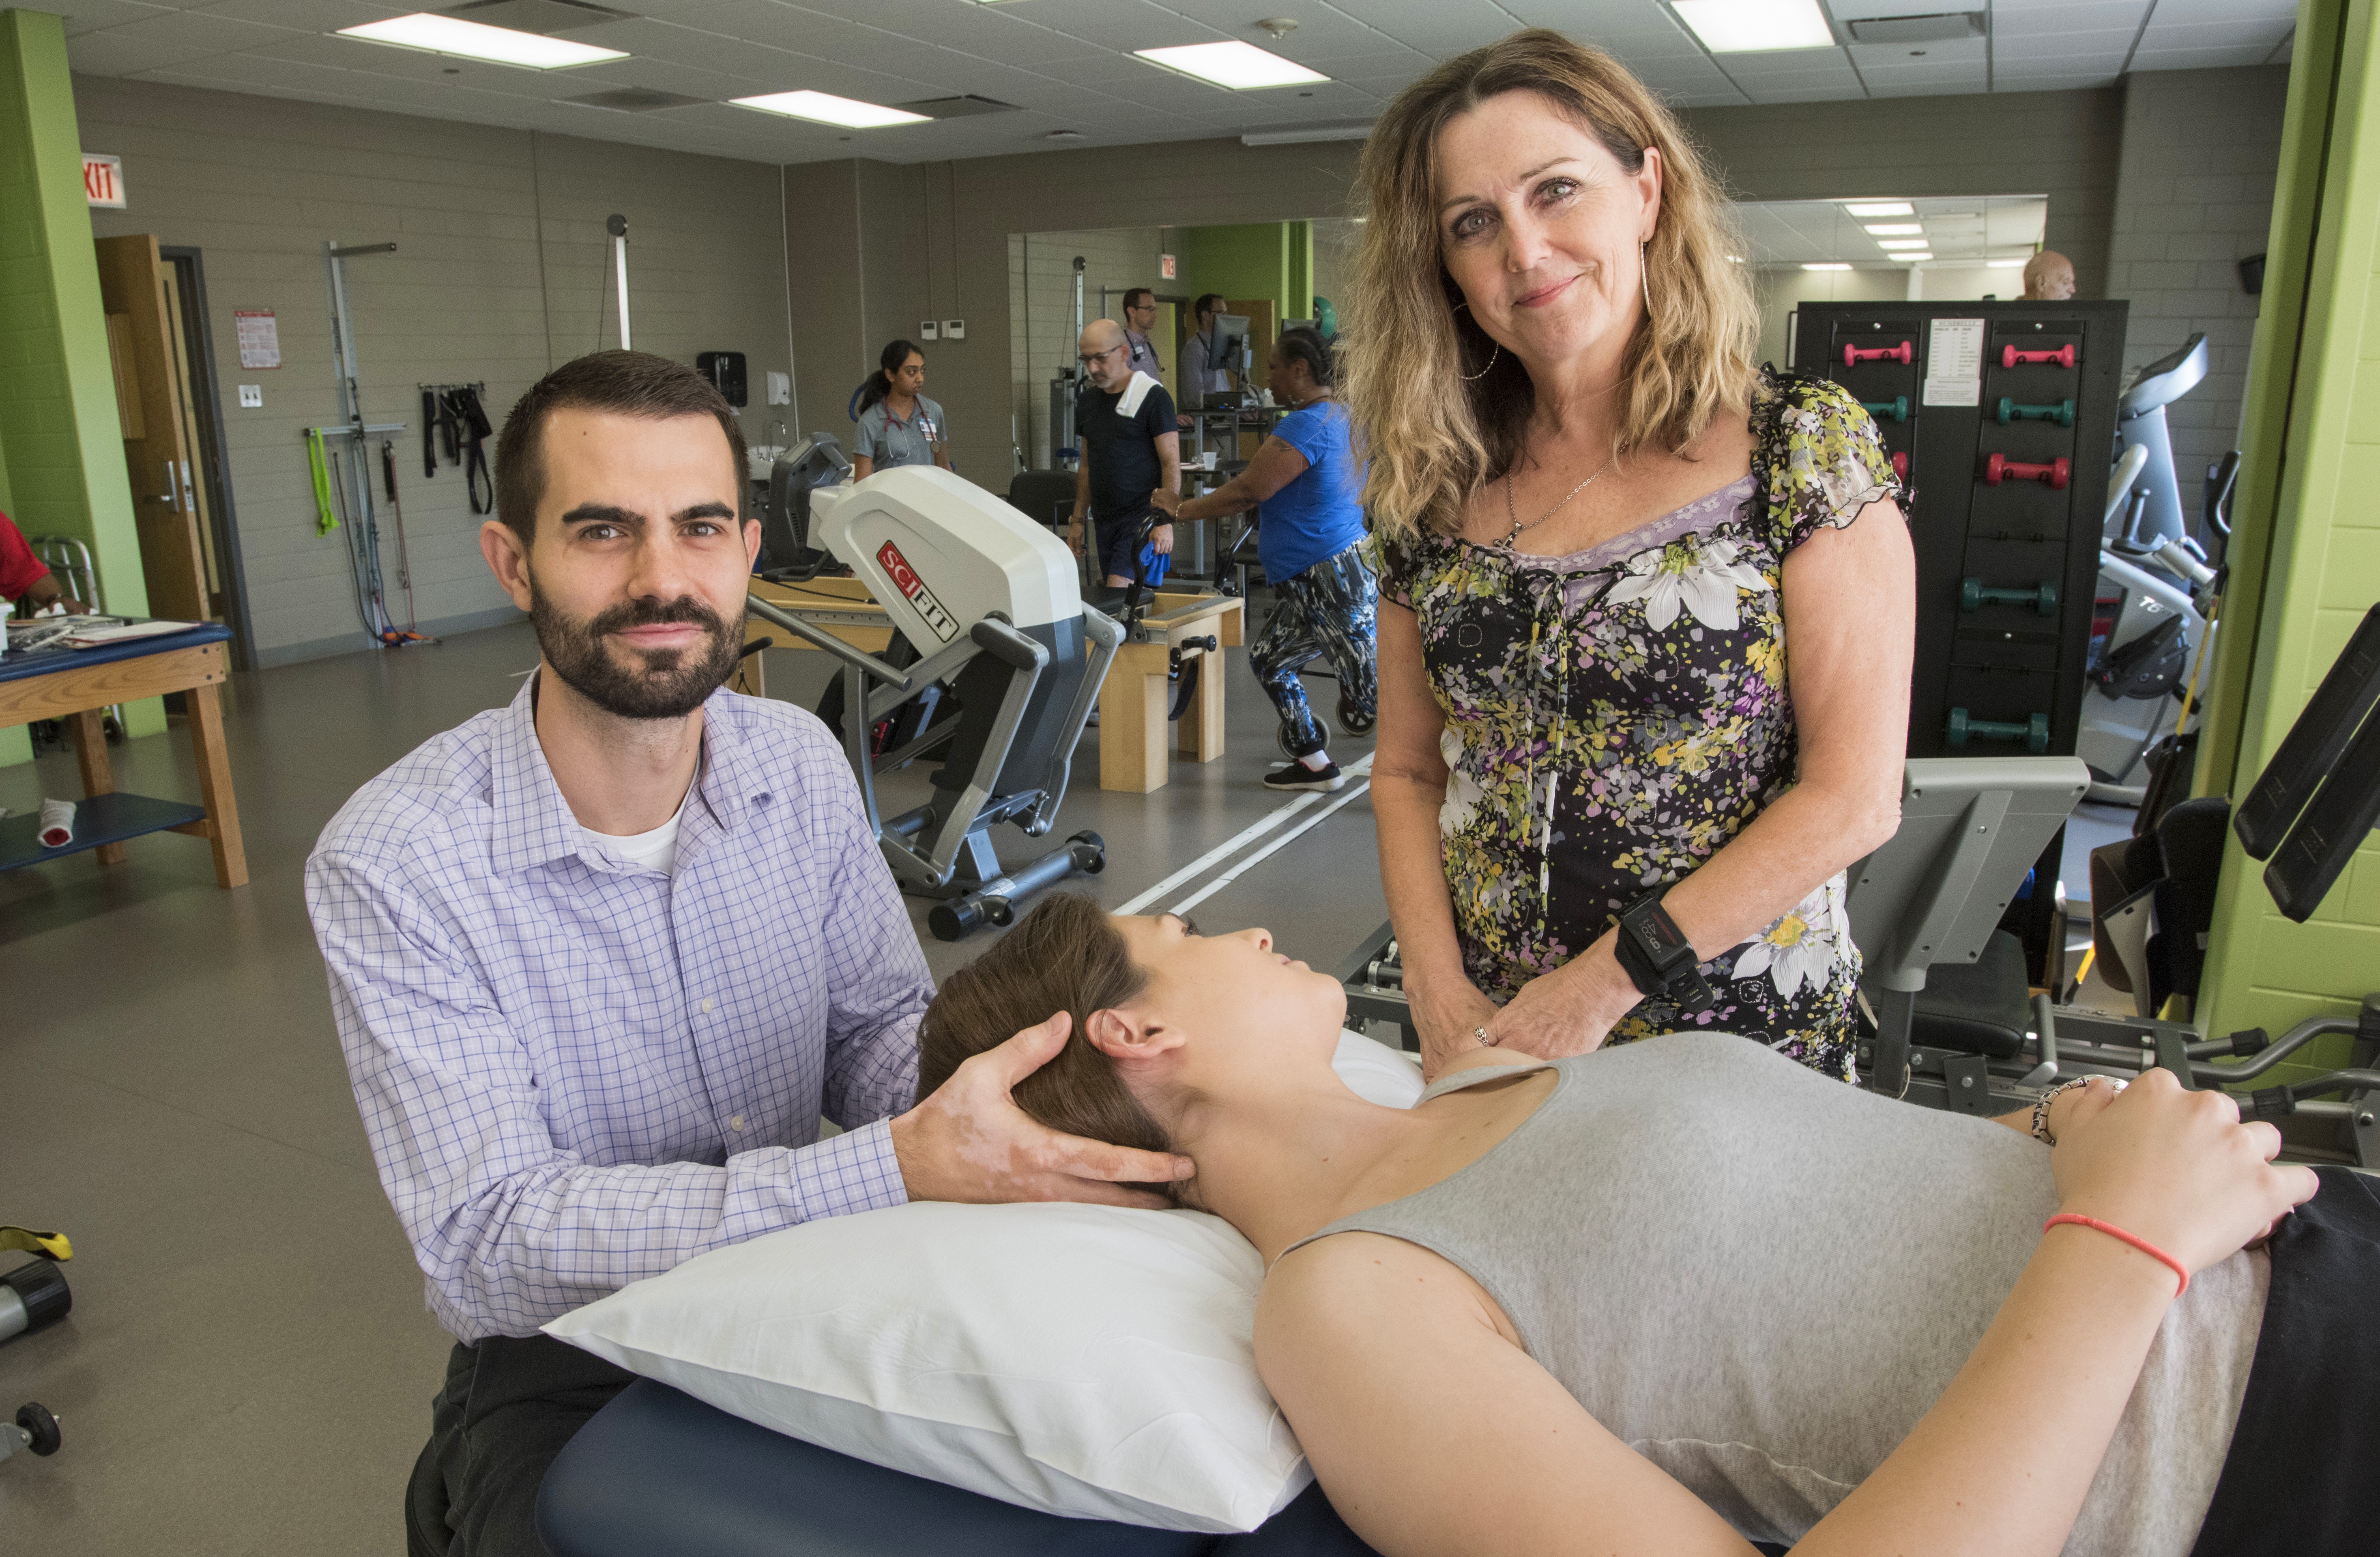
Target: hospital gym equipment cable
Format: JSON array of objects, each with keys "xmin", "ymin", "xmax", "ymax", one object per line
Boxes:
[{"xmin": 310, "ymin": 239, "xmax": 422, "ymax": 650}]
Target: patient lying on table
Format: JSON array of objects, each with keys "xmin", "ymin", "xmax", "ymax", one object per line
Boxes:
[{"xmin": 917, "ymin": 895, "xmax": 2372, "ymax": 1557}]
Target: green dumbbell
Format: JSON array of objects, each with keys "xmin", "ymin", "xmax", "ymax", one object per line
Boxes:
[
  {"xmin": 1996, "ymin": 396, "xmax": 2076, "ymax": 427},
  {"xmin": 1861, "ymin": 395, "xmax": 1910, "ymax": 423},
  {"xmin": 1959, "ymin": 578, "xmax": 2060, "ymax": 616},
  {"xmin": 1946, "ymin": 707, "xmax": 2051, "ymax": 753}
]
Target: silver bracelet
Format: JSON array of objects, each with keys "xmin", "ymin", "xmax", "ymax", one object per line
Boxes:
[{"xmin": 2032, "ymin": 1076, "xmax": 2120, "ymax": 1146}]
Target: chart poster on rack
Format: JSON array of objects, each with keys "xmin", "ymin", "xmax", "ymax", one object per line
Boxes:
[
  {"xmin": 236, "ymin": 310, "xmax": 281, "ymax": 370},
  {"xmin": 1922, "ymin": 317, "xmax": 1985, "ymax": 406}
]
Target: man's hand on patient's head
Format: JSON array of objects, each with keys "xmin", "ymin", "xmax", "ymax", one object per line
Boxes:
[{"xmin": 891, "ymin": 1012, "xmax": 1196, "ymax": 1209}]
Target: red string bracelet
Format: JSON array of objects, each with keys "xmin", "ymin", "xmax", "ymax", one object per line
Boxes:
[{"xmin": 2043, "ymin": 1213, "xmax": 2189, "ymax": 1297}]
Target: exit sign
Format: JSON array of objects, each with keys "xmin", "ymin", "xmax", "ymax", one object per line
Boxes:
[{"xmin": 83, "ymin": 153, "xmax": 125, "ymax": 207}]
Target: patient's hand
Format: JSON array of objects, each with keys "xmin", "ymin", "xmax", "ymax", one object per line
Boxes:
[{"xmin": 891, "ymin": 1012, "xmax": 1196, "ymax": 1209}]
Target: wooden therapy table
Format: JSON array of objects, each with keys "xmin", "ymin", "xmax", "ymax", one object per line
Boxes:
[
  {"xmin": 0, "ymin": 620, "xmax": 247, "ymax": 888},
  {"xmin": 750, "ymin": 578, "xmax": 1243, "ymax": 795}
]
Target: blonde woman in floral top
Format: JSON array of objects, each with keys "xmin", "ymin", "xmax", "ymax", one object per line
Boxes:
[{"xmin": 1342, "ymin": 29, "xmax": 1915, "ymax": 1080}]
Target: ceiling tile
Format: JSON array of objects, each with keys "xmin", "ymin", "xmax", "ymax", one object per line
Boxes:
[
  {"xmin": 68, "ymin": 26, "xmax": 220, "ymax": 73},
  {"xmin": 2136, "ymin": 20, "xmax": 2298, "ymax": 52},
  {"xmin": 1989, "ymin": 1, "xmax": 2150, "ymax": 36},
  {"xmin": 975, "ymin": 0, "xmax": 1216, "ymax": 54},
  {"xmin": 2128, "ymin": 45, "xmax": 2280, "ymax": 70},
  {"xmin": 54, "ymin": 0, "xmax": 178, "ymax": 35},
  {"xmin": 2145, "ymin": 0, "xmax": 2298, "ymax": 23}
]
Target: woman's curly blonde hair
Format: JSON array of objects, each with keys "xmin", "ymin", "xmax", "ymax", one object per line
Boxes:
[{"xmin": 1340, "ymin": 28, "xmax": 1760, "ymax": 543}]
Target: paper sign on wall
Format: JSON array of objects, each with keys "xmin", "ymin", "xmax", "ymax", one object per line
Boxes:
[
  {"xmin": 236, "ymin": 310, "xmax": 281, "ymax": 369},
  {"xmin": 1922, "ymin": 317, "xmax": 1985, "ymax": 406},
  {"xmin": 1160, "ymin": 253, "xmax": 1177, "ymax": 280},
  {"xmin": 83, "ymin": 153, "xmax": 125, "ymax": 208}
]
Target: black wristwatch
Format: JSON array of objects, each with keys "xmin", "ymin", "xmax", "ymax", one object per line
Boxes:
[{"xmin": 1611, "ymin": 887, "xmax": 1714, "ymax": 1012}]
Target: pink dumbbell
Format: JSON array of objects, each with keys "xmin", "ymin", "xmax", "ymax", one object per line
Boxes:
[
  {"xmin": 1983, "ymin": 453, "xmax": 2071, "ymax": 489},
  {"xmin": 2001, "ymin": 342, "xmax": 2077, "ymax": 369},
  {"xmin": 1890, "ymin": 451, "xmax": 1908, "ymax": 482},
  {"xmin": 1843, "ymin": 340, "xmax": 1914, "ymax": 368}
]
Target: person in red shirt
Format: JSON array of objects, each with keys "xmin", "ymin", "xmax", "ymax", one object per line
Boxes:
[{"xmin": 0, "ymin": 512, "xmax": 89, "ymax": 615}]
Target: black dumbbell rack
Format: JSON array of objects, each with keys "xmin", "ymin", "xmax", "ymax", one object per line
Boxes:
[{"xmin": 1796, "ymin": 299, "xmax": 2129, "ymax": 982}]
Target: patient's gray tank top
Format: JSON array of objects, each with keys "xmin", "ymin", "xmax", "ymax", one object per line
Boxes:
[{"xmin": 1284, "ymin": 1033, "xmax": 2266, "ymax": 1554}]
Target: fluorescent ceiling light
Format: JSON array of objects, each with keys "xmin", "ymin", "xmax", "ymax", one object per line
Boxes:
[
  {"xmin": 1802, "ymin": 262, "xmax": 1852, "ymax": 271},
  {"xmin": 336, "ymin": 13, "xmax": 626, "ymax": 68},
  {"xmin": 1135, "ymin": 41, "xmax": 1328, "ymax": 89},
  {"xmin": 1843, "ymin": 201, "xmax": 1914, "ymax": 217},
  {"xmin": 1876, "ymin": 238, "xmax": 1929, "ymax": 249},
  {"xmin": 1726, "ymin": 254, "xmax": 1745, "ymax": 262},
  {"xmin": 1989, "ymin": 258, "xmax": 2030, "ymax": 268},
  {"xmin": 1901, "ymin": 253, "xmax": 1935, "ymax": 262},
  {"xmin": 1670, "ymin": 0, "xmax": 1835, "ymax": 52},
  {"xmin": 731, "ymin": 90, "xmax": 928, "ymax": 127},
  {"xmin": 1864, "ymin": 223, "xmax": 1923, "ymax": 235}
]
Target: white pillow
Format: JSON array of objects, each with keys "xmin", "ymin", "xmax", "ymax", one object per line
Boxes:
[{"xmin": 545, "ymin": 1032, "xmax": 1421, "ymax": 1532}]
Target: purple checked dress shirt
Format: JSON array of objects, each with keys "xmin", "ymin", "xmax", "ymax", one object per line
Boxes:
[{"xmin": 306, "ymin": 675, "xmax": 930, "ymax": 1341}]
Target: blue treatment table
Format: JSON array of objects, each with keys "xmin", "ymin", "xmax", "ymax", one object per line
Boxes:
[
  {"xmin": 0, "ymin": 620, "xmax": 246, "ymax": 887},
  {"xmin": 537, "ymin": 1379, "xmax": 1384, "ymax": 1557}
]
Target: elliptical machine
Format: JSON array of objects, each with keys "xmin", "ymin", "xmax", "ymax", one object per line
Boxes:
[{"xmin": 2079, "ymin": 335, "xmax": 2237, "ymax": 804}]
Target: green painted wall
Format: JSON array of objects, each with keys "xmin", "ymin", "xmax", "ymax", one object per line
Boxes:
[
  {"xmin": 1181, "ymin": 221, "xmax": 1313, "ymax": 326},
  {"xmin": 0, "ymin": 7, "xmax": 161, "ymax": 766},
  {"xmin": 2196, "ymin": 0, "xmax": 2380, "ymax": 1062}
]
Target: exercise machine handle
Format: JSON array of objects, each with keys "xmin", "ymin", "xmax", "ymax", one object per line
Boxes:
[{"xmin": 746, "ymin": 598, "xmax": 918, "ymax": 692}]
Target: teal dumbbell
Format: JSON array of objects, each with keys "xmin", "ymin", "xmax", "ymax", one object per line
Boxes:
[
  {"xmin": 1946, "ymin": 707, "xmax": 2051, "ymax": 753},
  {"xmin": 1861, "ymin": 395, "xmax": 1909, "ymax": 423},
  {"xmin": 1996, "ymin": 396, "xmax": 2076, "ymax": 427},
  {"xmin": 1959, "ymin": 578, "xmax": 2060, "ymax": 616}
]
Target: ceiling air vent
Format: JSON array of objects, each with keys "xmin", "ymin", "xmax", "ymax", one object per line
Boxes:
[
  {"xmin": 438, "ymin": 0, "xmax": 636, "ymax": 34},
  {"xmin": 892, "ymin": 95, "xmax": 1021, "ymax": 119},
  {"xmin": 1846, "ymin": 12, "xmax": 1986, "ymax": 45},
  {"xmin": 567, "ymin": 87, "xmax": 705, "ymax": 112}
]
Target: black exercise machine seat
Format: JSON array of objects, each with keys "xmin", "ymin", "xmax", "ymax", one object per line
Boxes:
[
  {"xmin": 536, "ymin": 1378, "xmax": 1381, "ymax": 1557},
  {"xmin": 2119, "ymin": 334, "xmax": 2208, "ymax": 419},
  {"xmin": 1909, "ymin": 931, "xmax": 2032, "ymax": 1059}
]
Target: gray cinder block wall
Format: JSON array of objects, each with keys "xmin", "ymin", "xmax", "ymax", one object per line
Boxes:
[
  {"xmin": 75, "ymin": 75, "xmax": 795, "ymax": 668},
  {"xmin": 2105, "ymin": 65, "xmax": 2291, "ymax": 530}
]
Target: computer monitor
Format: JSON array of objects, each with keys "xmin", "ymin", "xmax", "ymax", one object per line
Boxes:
[
  {"xmin": 1206, "ymin": 314, "xmax": 1251, "ymax": 381},
  {"xmin": 2238, "ymin": 602, "xmax": 2380, "ymax": 920}
]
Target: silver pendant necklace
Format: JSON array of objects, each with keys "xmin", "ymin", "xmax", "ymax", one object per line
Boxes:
[{"xmin": 1503, "ymin": 450, "xmax": 1617, "ymax": 546}]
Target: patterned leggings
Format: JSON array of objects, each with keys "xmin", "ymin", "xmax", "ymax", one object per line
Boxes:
[{"xmin": 1250, "ymin": 544, "xmax": 1378, "ymax": 757}]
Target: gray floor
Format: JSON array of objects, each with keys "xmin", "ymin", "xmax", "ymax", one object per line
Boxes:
[{"xmin": 0, "ymin": 617, "xmax": 1385, "ymax": 1555}]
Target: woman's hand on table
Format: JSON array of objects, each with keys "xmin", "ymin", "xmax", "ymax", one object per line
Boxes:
[{"xmin": 2049, "ymin": 1067, "xmax": 2318, "ymax": 1279}]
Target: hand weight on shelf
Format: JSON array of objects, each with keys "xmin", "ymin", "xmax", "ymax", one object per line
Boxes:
[
  {"xmin": 1890, "ymin": 451, "xmax": 1908, "ymax": 482},
  {"xmin": 2000, "ymin": 342, "xmax": 2077, "ymax": 369},
  {"xmin": 1843, "ymin": 340, "xmax": 1914, "ymax": 367},
  {"xmin": 1996, "ymin": 396, "xmax": 2076, "ymax": 426},
  {"xmin": 1983, "ymin": 452, "xmax": 2071, "ymax": 488},
  {"xmin": 1959, "ymin": 577, "xmax": 2060, "ymax": 615},
  {"xmin": 1861, "ymin": 396, "xmax": 1910, "ymax": 423},
  {"xmin": 1946, "ymin": 707, "xmax": 2052, "ymax": 753}
]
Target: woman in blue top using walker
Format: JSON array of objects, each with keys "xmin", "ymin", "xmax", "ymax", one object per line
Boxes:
[{"xmin": 1176, "ymin": 326, "xmax": 1376, "ymax": 792}]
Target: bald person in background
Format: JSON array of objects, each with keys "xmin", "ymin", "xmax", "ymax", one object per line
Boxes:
[{"xmin": 2023, "ymin": 250, "xmax": 2077, "ymax": 301}]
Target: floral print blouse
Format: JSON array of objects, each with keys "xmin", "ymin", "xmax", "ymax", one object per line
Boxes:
[{"xmin": 1377, "ymin": 371, "xmax": 1905, "ymax": 1082}]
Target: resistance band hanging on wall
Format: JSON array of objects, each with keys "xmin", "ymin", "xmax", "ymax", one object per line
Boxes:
[{"xmin": 419, "ymin": 382, "xmax": 493, "ymax": 514}]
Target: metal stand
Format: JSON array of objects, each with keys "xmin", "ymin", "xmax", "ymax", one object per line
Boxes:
[
  {"xmin": 318, "ymin": 240, "xmax": 412, "ymax": 646},
  {"xmin": 606, "ymin": 215, "xmax": 631, "ymax": 349}
]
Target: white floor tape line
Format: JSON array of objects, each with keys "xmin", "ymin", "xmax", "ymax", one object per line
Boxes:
[
  {"xmin": 1170, "ymin": 772, "xmax": 1376, "ymax": 916},
  {"xmin": 1112, "ymin": 750, "xmax": 1377, "ymax": 916}
]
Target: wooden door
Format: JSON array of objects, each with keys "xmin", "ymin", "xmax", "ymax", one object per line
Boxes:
[{"xmin": 95, "ymin": 233, "xmax": 210, "ymax": 624}]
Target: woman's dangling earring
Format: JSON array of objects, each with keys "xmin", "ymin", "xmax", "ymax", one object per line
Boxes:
[{"xmin": 1641, "ymin": 239, "xmax": 1652, "ymax": 313}]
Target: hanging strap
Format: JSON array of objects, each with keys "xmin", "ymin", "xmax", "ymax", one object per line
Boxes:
[{"xmin": 306, "ymin": 429, "xmax": 341, "ymax": 536}]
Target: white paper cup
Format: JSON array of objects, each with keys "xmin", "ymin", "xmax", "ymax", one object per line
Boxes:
[{"xmin": 39, "ymin": 798, "xmax": 75, "ymax": 849}]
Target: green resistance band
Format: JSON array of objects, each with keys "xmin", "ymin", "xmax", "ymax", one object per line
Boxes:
[
  {"xmin": 1, "ymin": 1226, "xmax": 72, "ymax": 1262},
  {"xmin": 307, "ymin": 429, "xmax": 341, "ymax": 537}
]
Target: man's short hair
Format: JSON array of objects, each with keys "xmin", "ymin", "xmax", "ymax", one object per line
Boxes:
[
  {"xmin": 1192, "ymin": 292, "xmax": 1225, "ymax": 320},
  {"xmin": 1122, "ymin": 287, "xmax": 1154, "ymax": 312},
  {"xmin": 494, "ymin": 350, "xmax": 747, "ymax": 547}
]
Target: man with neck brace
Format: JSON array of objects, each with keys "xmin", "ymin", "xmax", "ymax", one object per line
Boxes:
[{"xmin": 1067, "ymin": 318, "xmax": 1181, "ymax": 589}]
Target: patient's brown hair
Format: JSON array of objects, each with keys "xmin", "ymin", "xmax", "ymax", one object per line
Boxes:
[{"xmin": 917, "ymin": 894, "xmax": 1188, "ymax": 1205}]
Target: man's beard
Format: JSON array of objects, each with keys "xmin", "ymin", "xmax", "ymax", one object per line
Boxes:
[{"xmin": 528, "ymin": 580, "xmax": 743, "ymax": 721}]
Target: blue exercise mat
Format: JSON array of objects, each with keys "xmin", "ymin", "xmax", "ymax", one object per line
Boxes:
[
  {"xmin": 0, "ymin": 619, "xmax": 230, "ymax": 686},
  {"xmin": 538, "ymin": 1379, "xmax": 1381, "ymax": 1557}
]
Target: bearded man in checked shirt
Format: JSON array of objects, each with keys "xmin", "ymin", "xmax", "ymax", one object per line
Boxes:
[{"xmin": 306, "ymin": 351, "xmax": 1193, "ymax": 1557}]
